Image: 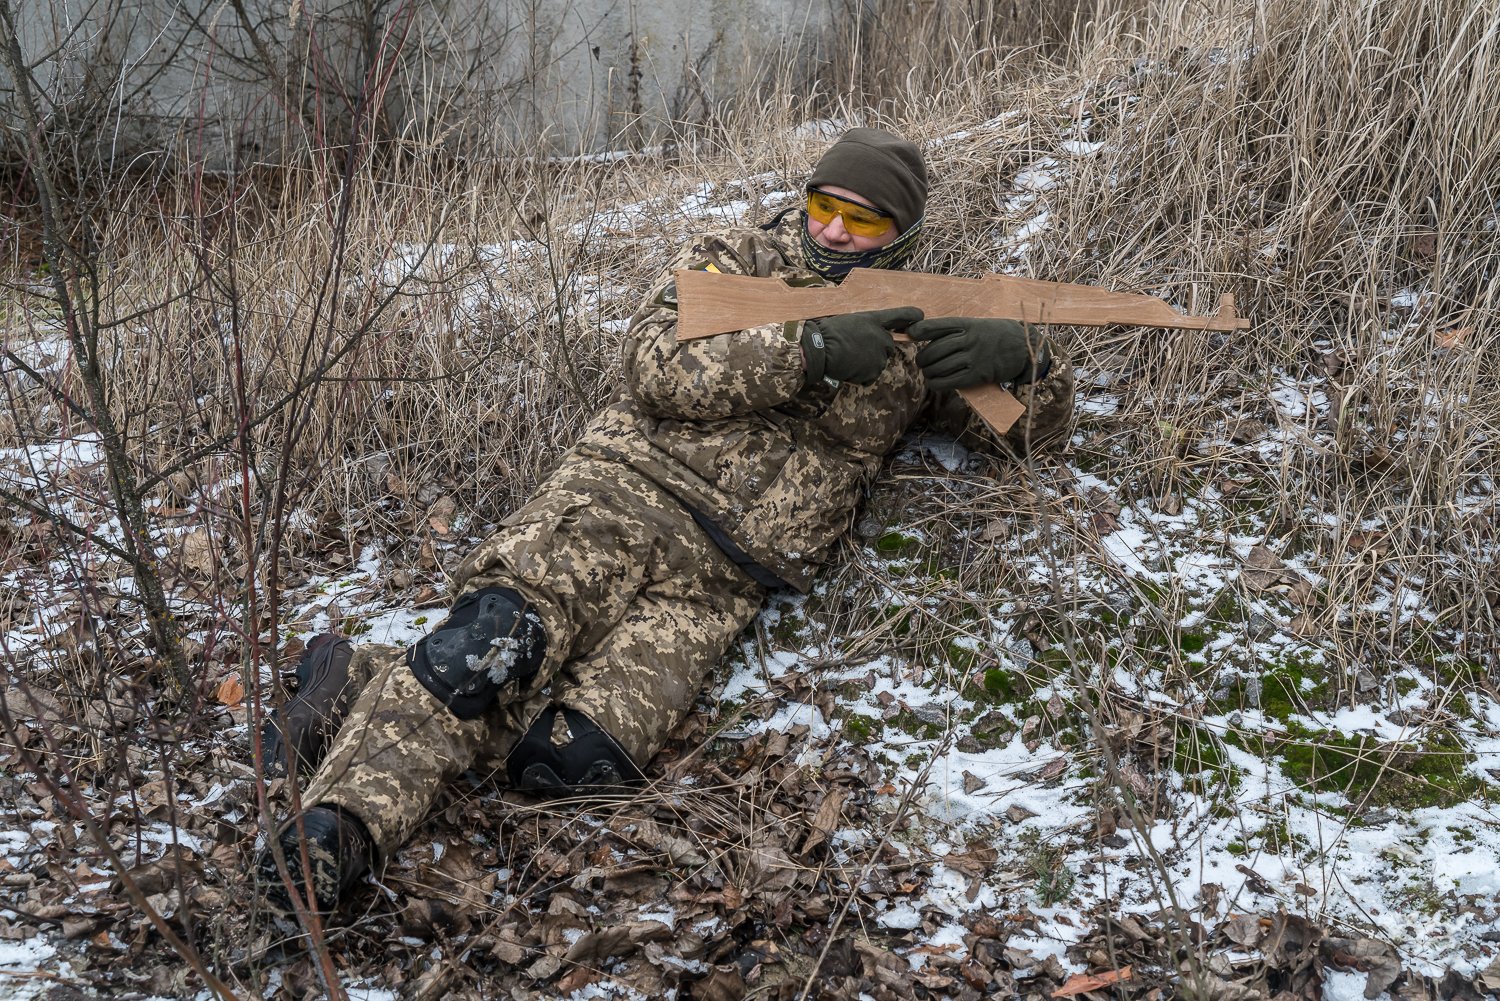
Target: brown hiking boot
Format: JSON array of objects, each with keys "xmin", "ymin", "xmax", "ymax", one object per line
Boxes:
[{"xmin": 262, "ymin": 634, "xmax": 359, "ymax": 777}]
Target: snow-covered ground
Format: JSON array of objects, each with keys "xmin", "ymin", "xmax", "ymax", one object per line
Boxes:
[{"xmin": 3, "ymin": 110, "xmax": 1498, "ymax": 998}]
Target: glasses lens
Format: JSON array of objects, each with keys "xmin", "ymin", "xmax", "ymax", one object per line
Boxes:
[
  {"xmin": 806, "ymin": 190, "xmax": 839, "ymax": 225},
  {"xmin": 806, "ymin": 190, "xmax": 894, "ymax": 238}
]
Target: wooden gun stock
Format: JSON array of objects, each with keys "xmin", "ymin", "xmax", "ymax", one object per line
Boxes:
[{"xmin": 675, "ymin": 268, "xmax": 1249, "ymax": 434}]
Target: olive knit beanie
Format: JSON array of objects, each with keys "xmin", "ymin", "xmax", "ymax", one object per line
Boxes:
[{"xmin": 807, "ymin": 127, "xmax": 928, "ymax": 233}]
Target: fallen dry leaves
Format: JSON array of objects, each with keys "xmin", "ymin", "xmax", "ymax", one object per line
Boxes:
[
  {"xmin": 1051, "ymin": 964, "xmax": 1133, "ymax": 997},
  {"xmin": 212, "ymin": 675, "xmax": 244, "ymax": 707}
]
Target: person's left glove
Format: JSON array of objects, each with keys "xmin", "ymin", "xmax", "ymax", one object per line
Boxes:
[{"xmin": 907, "ymin": 316, "xmax": 1049, "ymax": 390}]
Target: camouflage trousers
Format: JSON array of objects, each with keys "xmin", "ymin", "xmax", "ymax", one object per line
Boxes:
[{"xmin": 301, "ymin": 456, "xmax": 766, "ymax": 855}]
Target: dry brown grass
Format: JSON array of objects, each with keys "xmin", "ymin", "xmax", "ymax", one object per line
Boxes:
[{"xmin": 2, "ymin": 0, "xmax": 1499, "ymax": 991}]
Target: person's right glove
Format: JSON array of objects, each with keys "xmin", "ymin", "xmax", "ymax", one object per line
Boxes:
[
  {"xmin": 906, "ymin": 316, "xmax": 1049, "ymax": 390},
  {"xmin": 802, "ymin": 306, "xmax": 924, "ymax": 386}
]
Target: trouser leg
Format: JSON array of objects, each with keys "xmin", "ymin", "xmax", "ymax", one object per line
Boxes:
[
  {"xmin": 299, "ymin": 644, "xmax": 536, "ymax": 855},
  {"xmin": 555, "ymin": 581, "xmax": 763, "ymax": 768},
  {"xmin": 301, "ymin": 456, "xmax": 767, "ymax": 848},
  {"xmin": 488, "ymin": 468, "xmax": 766, "ymax": 787},
  {"xmin": 498, "ymin": 577, "xmax": 762, "ymax": 792},
  {"xmin": 452, "ymin": 458, "xmax": 716, "ymax": 676}
]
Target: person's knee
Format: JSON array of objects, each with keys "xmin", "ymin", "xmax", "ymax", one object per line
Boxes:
[
  {"xmin": 507, "ymin": 706, "xmax": 643, "ymax": 795},
  {"xmin": 407, "ymin": 587, "xmax": 547, "ymax": 720}
]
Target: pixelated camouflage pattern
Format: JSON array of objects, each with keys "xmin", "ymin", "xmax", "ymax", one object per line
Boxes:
[
  {"xmin": 578, "ymin": 215, "xmax": 926, "ymax": 591},
  {"xmin": 300, "ymin": 644, "xmax": 498, "ymax": 854},
  {"xmin": 297, "ymin": 210, "xmax": 1075, "ymax": 857},
  {"xmin": 300, "ymin": 459, "xmax": 763, "ymax": 856},
  {"xmin": 574, "ymin": 209, "xmax": 1074, "ymax": 590},
  {"xmin": 1000, "ymin": 354, "xmax": 1076, "ymax": 453}
]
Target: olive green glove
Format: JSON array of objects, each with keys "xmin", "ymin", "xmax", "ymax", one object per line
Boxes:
[
  {"xmin": 802, "ymin": 306, "xmax": 924, "ymax": 387},
  {"xmin": 907, "ymin": 316, "xmax": 1049, "ymax": 390}
]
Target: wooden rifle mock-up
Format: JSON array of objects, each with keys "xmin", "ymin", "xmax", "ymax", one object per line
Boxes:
[{"xmin": 675, "ymin": 268, "xmax": 1250, "ymax": 434}]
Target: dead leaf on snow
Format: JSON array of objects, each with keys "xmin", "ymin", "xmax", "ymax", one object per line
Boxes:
[
  {"xmin": 1052, "ymin": 965, "xmax": 1132, "ymax": 997},
  {"xmin": 179, "ymin": 529, "xmax": 217, "ymax": 576},
  {"xmin": 427, "ymin": 496, "xmax": 457, "ymax": 537},
  {"xmin": 692, "ymin": 964, "xmax": 746, "ymax": 1001},
  {"xmin": 1244, "ymin": 544, "xmax": 1286, "ymax": 573},
  {"xmin": 563, "ymin": 920, "xmax": 672, "ymax": 964},
  {"xmin": 1323, "ymin": 936, "xmax": 1402, "ymax": 998},
  {"xmin": 1240, "ymin": 545, "xmax": 1315, "ymax": 603},
  {"xmin": 799, "ymin": 788, "xmax": 846, "ymax": 856},
  {"xmin": 1007, "ymin": 804, "xmax": 1038, "ymax": 824},
  {"xmin": 213, "ymin": 676, "xmax": 244, "ymax": 707}
]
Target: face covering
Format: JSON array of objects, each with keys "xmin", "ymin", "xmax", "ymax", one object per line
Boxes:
[{"xmin": 800, "ymin": 214, "xmax": 925, "ymax": 280}]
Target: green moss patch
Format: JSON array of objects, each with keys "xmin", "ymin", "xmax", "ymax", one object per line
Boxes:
[
  {"xmin": 1275, "ymin": 722, "xmax": 1485, "ymax": 811},
  {"xmin": 1211, "ymin": 656, "xmax": 1332, "ymax": 718},
  {"xmin": 875, "ymin": 531, "xmax": 922, "ymax": 556}
]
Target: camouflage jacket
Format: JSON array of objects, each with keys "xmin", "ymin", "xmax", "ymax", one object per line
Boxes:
[{"xmin": 572, "ymin": 212, "xmax": 1075, "ymax": 592}]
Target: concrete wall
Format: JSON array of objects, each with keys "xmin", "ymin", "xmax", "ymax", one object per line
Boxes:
[{"xmin": 0, "ymin": 0, "xmax": 845, "ymax": 168}]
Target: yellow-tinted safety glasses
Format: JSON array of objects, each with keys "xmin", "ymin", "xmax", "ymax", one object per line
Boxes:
[{"xmin": 806, "ymin": 188, "xmax": 896, "ymax": 238}]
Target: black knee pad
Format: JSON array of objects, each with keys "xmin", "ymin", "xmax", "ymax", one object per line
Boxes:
[
  {"xmin": 507, "ymin": 707, "xmax": 644, "ymax": 795},
  {"xmin": 407, "ymin": 587, "xmax": 546, "ymax": 720}
]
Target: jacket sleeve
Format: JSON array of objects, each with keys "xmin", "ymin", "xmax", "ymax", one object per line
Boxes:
[
  {"xmin": 923, "ymin": 353, "xmax": 1077, "ymax": 456},
  {"xmin": 622, "ymin": 233, "xmax": 812, "ymax": 420}
]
